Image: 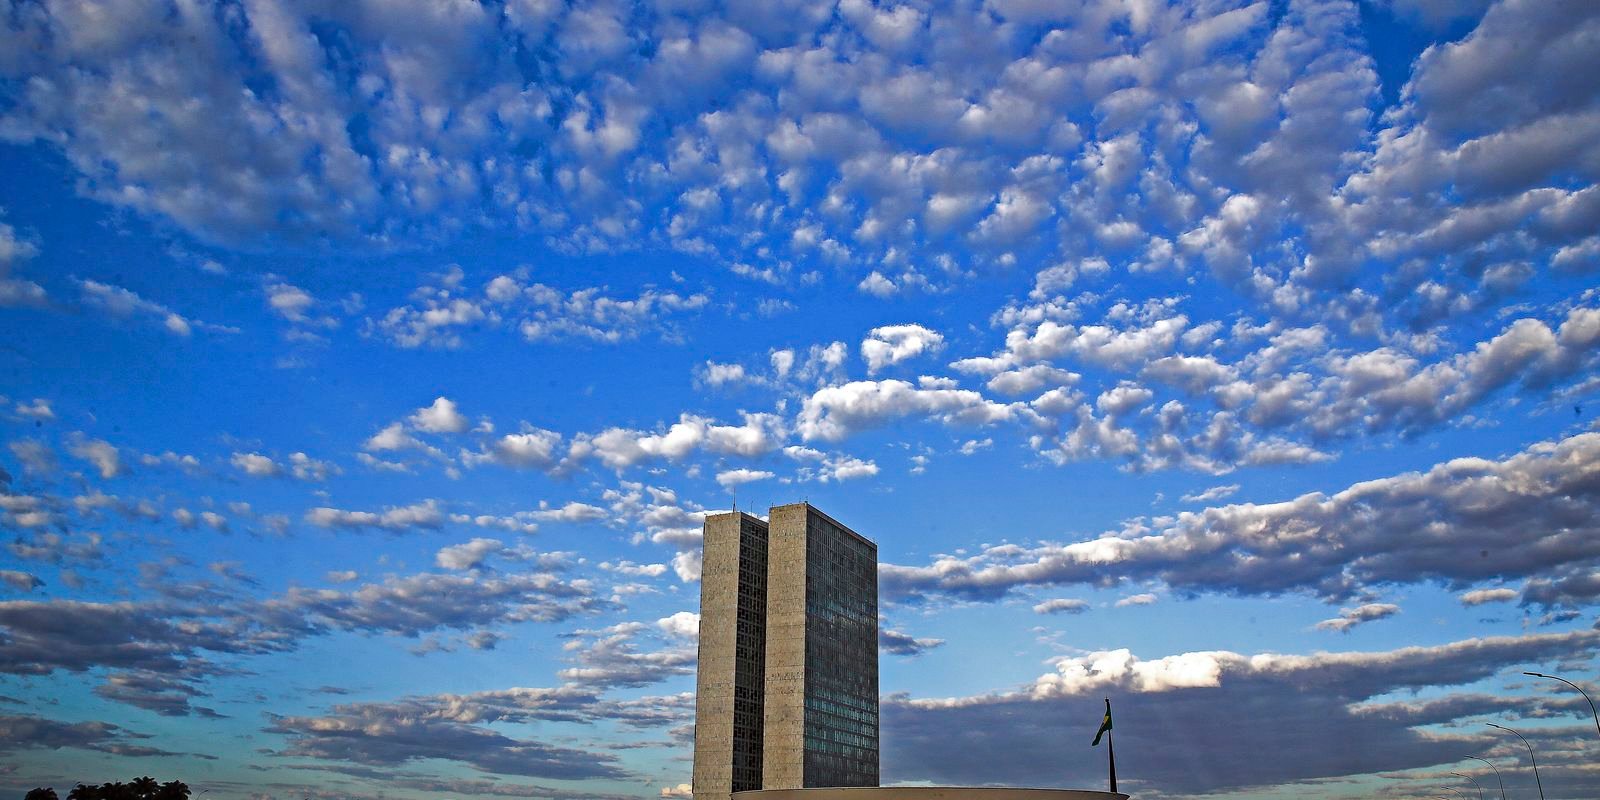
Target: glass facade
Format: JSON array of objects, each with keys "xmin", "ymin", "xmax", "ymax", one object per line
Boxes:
[{"xmin": 800, "ymin": 511, "xmax": 879, "ymax": 788}]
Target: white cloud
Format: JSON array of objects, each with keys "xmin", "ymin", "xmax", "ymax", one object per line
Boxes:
[
  {"xmin": 9, "ymin": 440, "xmax": 57, "ymax": 476},
  {"xmin": 656, "ymin": 611, "xmax": 699, "ymax": 639},
  {"xmin": 529, "ymin": 501, "xmax": 608, "ymax": 523},
  {"xmin": 231, "ymin": 452, "xmax": 283, "ymax": 478},
  {"xmin": 671, "ymin": 550, "xmax": 702, "ymax": 583},
  {"xmin": 66, "ymin": 435, "xmax": 122, "ymax": 479},
  {"xmin": 1142, "ymin": 355, "xmax": 1238, "ymax": 394},
  {"xmin": 798, "ymin": 380, "xmax": 1018, "ymax": 441},
  {"xmin": 364, "ymin": 423, "xmax": 426, "ymax": 453},
  {"xmin": 262, "ymin": 279, "xmax": 338, "ymax": 333},
  {"xmin": 357, "ymin": 453, "xmax": 412, "ymax": 473},
  {"xmin": 288, "ymin": 452, "xmax": 338, "ymax": 482},
  {"xmin": 1459, "ymin": 588, "xmax": 1518, "ymax": 607},
  {"xmin": 369, "ymin": 292, "xmax": 491, "ymax": 350},
  {"xmin": 985, "ymin": 366, "xmax": 1077, "ymax": 396},
  {"xmin": 783, "ymin": 445, "xmax": 826, "ymax": 461},
  {"xmin": 516, "ymin": 284, "xmax": 710, "ymax": 344},
  {"xmin": 466, "ymin": 428, "xmax": 565, "ymax": 470},
  {"xmin": 1033, "ymin": 598, "xmax": 1089, "ymax": 615},
  {"xmin": 410, "ymin": 397, "xmax": 469, "ymax": 434},
  {"xmin": 1315, "ymin": 603, "xmax": 1400, "ymax": 633},
  {"xmin": 0, "ymin": 216, "xmax": 46, "ymax": 309},
  {"xmin": 770, "ymin": 349, "xmax": 796, "ymax": 378},
  {"xmin": 365, "ymin": 270, "xmax": 707, "ymax": 349},
  {"xmin": 265, "ymin": 281, "xmax": 314, "ymax": 322},
  {"xmin": 858, "ymin": 271, "xmax": 897, "ymax": 298},
  {"xmin": 601, "ymin": 560, "xmax": 667, "ymax": 578},
  {"xmin": 1181, "ymin": 484, "xmax": 1240, "ymax": 503},
  {"xmin": 1115, "ymin": 593, "xmax": 1158, "ymax": 607},
  {"xmin": 582, "ymin": 413, "xmax": 783, "ymax": 470},
  {"xmin": 75, "ymin": 279, "xmax": 233, "ymax": 337},
  {"xmin": 715, "ymin": 469, "xmax": 774, "ymax": 489},
  {"xmin": 306, "ymin": 500, "xmax": 445, "ymax": 533},
  {"xmin": 436, "ymin": 538, "xmax": 510, "ymax": 571},
  {"xmin": 1029, "ymin": 259, "xmax": 1109, "ymax": 300},
  {"xmin": 861, "ymin": 324, "xmax": 945, "ymax": 373},
  {"xmin": 1096, "ymin": 383, "xmax": 1154, "ymax": 417},
  {"xmin": 12, "ymin": 399, "xmax": 54, "ymax": 422},
  {"xmin": 958, "ymin": 438, "xmax": 993, "ymax": 456},
  {"xmin": 809, "ymin": 455, "xmax": 879, "ymax": 483},
  {"xmin": 448, "ymin": 513, "xmax": 538, "ymax": 534},
  {"xmin": 700, "ymin": 361, "xmax": 748, "ymax": 387}
]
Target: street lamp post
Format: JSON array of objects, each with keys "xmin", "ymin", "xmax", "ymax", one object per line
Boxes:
[
  {"xmin": 1524, "ymin": 671, "xmax": 1600, "ymax": 739},
  {"xmin": 1451, "ymin": 771, "xmax": 1485, "ymax": 800},
  {"xmin": 1486, "ymin": 722, "xmax": 1546, "ymax": 800},
  {"xmin": 1464, "ymin": 755, "xmax": 1508, "ymax": 800}
]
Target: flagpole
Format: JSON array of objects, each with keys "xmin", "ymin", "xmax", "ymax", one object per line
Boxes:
[
  {"xmin": 1107, "ymin": 728, "xmax": 1118, "ymax": 794},
  {"xmin": 1091, "ymin": 696, "xmax": 1117, "ymax": 794}
]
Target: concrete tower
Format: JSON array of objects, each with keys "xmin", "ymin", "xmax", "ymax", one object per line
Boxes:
[
  {"xmin": 692, "ymin": 512, "xmax": 770, "ymax": 800},
  {"xmin": 692, "ymin": 504, "xmax": 879, "ymax": 800},
  {"xmin": 761, "ymin": 503, "xmax": 879, "ymax": 790}
]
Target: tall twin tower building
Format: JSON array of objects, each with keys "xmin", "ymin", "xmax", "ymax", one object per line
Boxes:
[{"xmin": 692, "ymin": 503, "xmax": 880, "ymax": 800}]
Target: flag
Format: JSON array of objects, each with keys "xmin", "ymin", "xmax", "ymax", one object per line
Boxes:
[{"xmin": 1092, "ymin": 698, "xmax": 1113, "ymax": 746}]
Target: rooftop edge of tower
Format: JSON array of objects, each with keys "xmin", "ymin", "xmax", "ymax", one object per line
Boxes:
[
  {"xmin": 703, "ymin": 510, "xmax": 770, "ymax": 527},
  {"xmin": 768, "ymin": 502, "xmax": 876, "ymax": 551}
]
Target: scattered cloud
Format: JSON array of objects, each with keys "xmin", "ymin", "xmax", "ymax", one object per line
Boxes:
[
  {"xmin": 798, "ymin": 380, "xmax": 1019, "ymax": 441},
  {"xmin": 0, "ymin": 217, "xmax": 45, "ymax": 309},
  {"xmin": 231, "ymin": 452, "xmax": 283, "ymax": 478},
  {"xmin": 880, "ymin": 627, "xmax": 945, "ymax": 656},
  {"xmin": 883, "ymin": 433, "xmax": 1600, "ymax": 605},
  {"xmin": 1181, "ymin": 484, "xmax": 1240, "ymax": 504},
  {"xmin": 366, "ymin": 268, "xmax": 710, "ymax": 349},
  {"xmin": 885, "ymin": 629, "xmax": 1600, "ymax": 794},
  {"xmin": 411, "ymin": 397, "xmax": 470, "ymax": 434},
  {"xmin": 0, "ymin": 571, "xmax": 44, "ymax": 593},
  {"xmin": 76, "ymin": 279, "xmax": 235, "ymax": 336},
  {"xmin": 656, "ymin": 612, "xmax": 698, "ymax": 640},
  {"xmin": 1032, "ymin": 598, "xmax": 1089, "ymax": 615},
  {"xmin": 1315, "ymin": 603, "xmax": 1400, "ymax": 633},
  {"xmin": 268, "ymin": 700, "xmax": 628, "ymax": 780},
  {"xmin": 0, "ymin": 713, "xmax": 174, "ymax": 757},
  {"xmin": 715, "ymin": 469, "xmax": 774, "ymax": 489},
  {"xmin": 862, "ymin": 324, "xmax": 945, "ymax": 374},
  {"xmin": 66, "ymin": 435, "xmax": 122, "ymax": 479},
  {"xmin": 305, "ymin": 500, "xmax": 445, "ymax": 533},
  {"xmin": 1459, "ymin": 588, "xmax": 1518, "ymax": 607},
  {"xmin": 557, "ymin": 622, "xmax": 696, "ymax": 690}
]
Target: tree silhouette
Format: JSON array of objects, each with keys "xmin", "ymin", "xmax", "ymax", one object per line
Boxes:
[
  {"xmin": 40, "ymin": 778, "xmax": 189, "ymax": 800},
  {"xmin": 152, "ymin": 783, "xmax": 188, "ymax": 800}
]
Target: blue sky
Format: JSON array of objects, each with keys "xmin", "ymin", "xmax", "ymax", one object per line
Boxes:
[{"xmin": 2, "ymin": 0, "xmax": 1599, "ymax": 798}]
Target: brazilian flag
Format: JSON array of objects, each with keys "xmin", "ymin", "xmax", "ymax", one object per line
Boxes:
[{"xmin": 1091, "ymin": 698, "xmax": 1113, "ymax": 746}]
